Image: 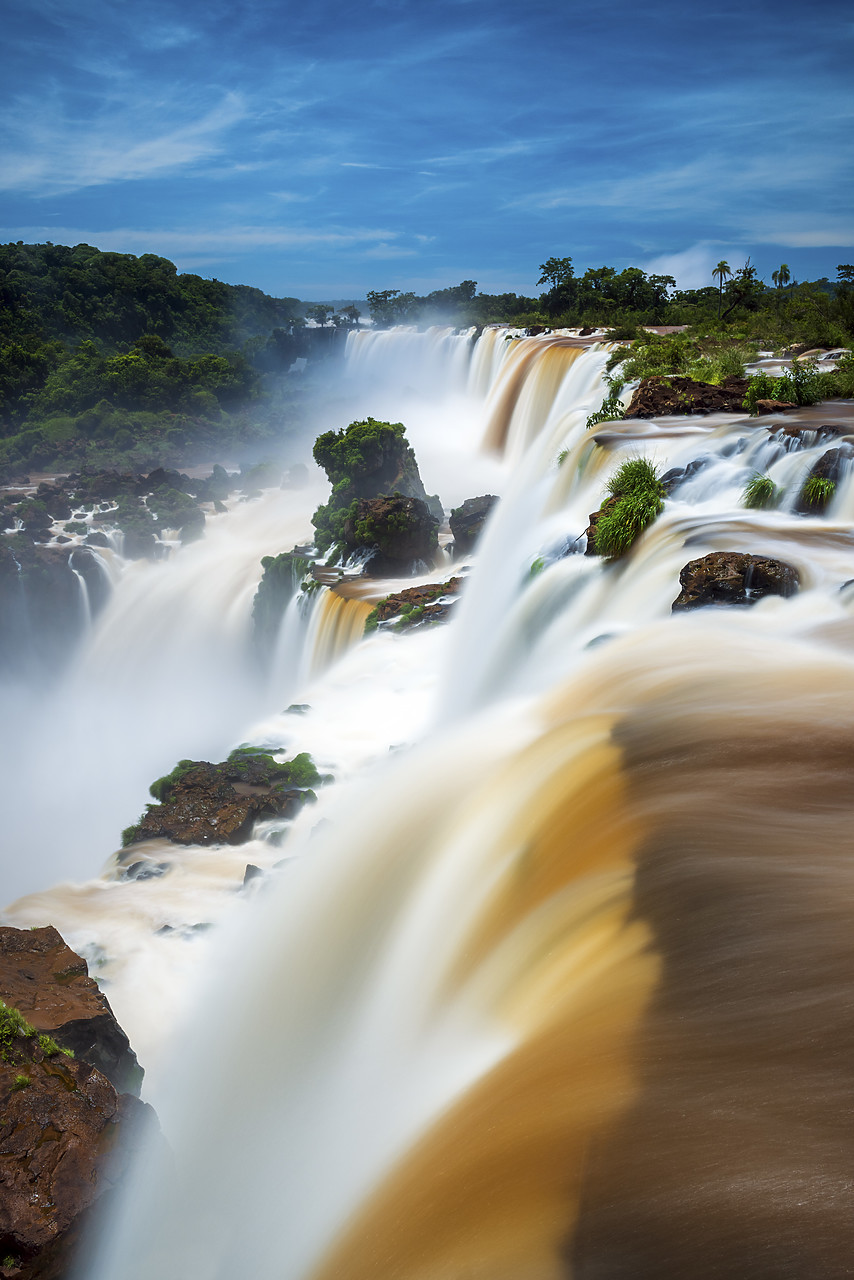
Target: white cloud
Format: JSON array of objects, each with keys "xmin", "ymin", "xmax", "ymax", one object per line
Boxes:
[
  {"xmin": 642, "ymin": 244, "xmax": 721, "ymax": 290},
  {"xmin": 0, "ymin": 92, "xmax": 248, "ymax": 194}
]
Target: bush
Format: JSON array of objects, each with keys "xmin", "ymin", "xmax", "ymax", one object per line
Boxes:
[
  {"xmin": 743, "ymin": 473, "xmax": 779, "ymax": 509},
  {"xmin": 586, "ymin": 377, "xmax": 626, "ymax": 430}
]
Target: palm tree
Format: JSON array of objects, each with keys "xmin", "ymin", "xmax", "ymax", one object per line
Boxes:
[
  {"xmin": 777, "ymin": 263, "xmax": 791, "ymax": 290},
  {"xmin": 713, "ymin": 261, "xmax": 731, "ymax": 318}
]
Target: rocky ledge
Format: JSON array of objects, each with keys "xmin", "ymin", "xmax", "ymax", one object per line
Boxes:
[
  {"xmin": 625, "ymin": 376, "xmax": 749, "ymax": 418},
  {"xmin": 0, "ymin": 926, "xmax": 153, "ymax": 1280},
  {"xmin": 672, "ymin": 552, "xmax": 800, "ymax": 611},
  {"xmin": 122, "ymin": 747, "xmax": 327, "ymax": 847},
  {"xmin": 364, "ymin": 577, "xmax": 463, "ymax": 633}
]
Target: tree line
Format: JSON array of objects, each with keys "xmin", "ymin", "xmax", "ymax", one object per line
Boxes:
[{"xmin": 363, "ymin": 257, "xmax": 854, "ymax": 349}]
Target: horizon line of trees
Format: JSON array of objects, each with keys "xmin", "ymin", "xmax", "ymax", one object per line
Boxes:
[{"xmin": 360, "ymin": 257, "xmax": 854, "ymax": 347}]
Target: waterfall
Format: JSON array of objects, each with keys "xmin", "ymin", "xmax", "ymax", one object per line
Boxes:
[{"xmin": 4, "ymin": 326, "xmax": 854, "ymax": 1277}]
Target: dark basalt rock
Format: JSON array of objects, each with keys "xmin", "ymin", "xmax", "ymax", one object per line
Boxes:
[
  {"xmin": 672, "ymin": 552, "xmax": 799, "ymax": 612},
  {"xmin": 449, "ymin": 495, "xmax": 499, "ymax": 555},
  {"xmin": 794, "ymin": 445, "xmax": 854, "ymax": 514},
  {"xmin": 342, "ymin": 494, "xmax": 438, "ymax": 575},
  {"xmin": 625, "ymin": 376, "xmax": 750, "ymax": 418},
  {"xmin": 0, "ymin": 926, "xmax": 154, "ymax": 1280}
]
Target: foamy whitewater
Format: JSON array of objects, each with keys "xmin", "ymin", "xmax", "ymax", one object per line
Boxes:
[{"xmin": 4, "ymin": 327, "xmax": 854, "ymax": 1278}]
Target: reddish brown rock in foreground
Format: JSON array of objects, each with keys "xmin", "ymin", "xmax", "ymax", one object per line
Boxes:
[
  {"xmin": 672, "ymin": 552, "xmax": 799, "ymax": 612},
  {"xmin": 0, "ymin": 927, "xmax": 141, "ymax": 1095},
  {"xmin": 0, "ymin": 927, "xmax": 154, "ymax": 1280},
  {"xmin": 625, "ymin": 376, "xmax": 749, "ymax": 418}
]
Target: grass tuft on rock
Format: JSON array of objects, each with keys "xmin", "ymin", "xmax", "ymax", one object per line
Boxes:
[
  {"xmin": 800, "ymin": 475, "xmax": 836, "ymax": 512},
  {"xmin": 743, "ymin": 473, "xmax": 779, "ymax": 509},
  {"xmin": 595, "ymin": 457, "xmax": 665, "ymax": 559}
]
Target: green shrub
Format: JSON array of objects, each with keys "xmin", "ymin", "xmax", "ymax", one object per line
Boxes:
[
  {"xmin": 743, "ymin": 473, "xmax": 779, "ymax": 509},
  {"xmin": 586, "ymin": 378, "xmax": 626, "ymax": 430},
  {"xmin": 11, "ymin": 1074, "xmax": 30, "ymax": 1091},
  {"xmin": 743, "ymin": 372, "xmax": 776, "ymax": 415}
]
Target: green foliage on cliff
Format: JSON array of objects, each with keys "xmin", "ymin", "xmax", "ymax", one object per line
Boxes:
[
  {"xmin": 0, "ymin": 1000, "xmax": 73, "ymax": 1063},
  {"xmin": 311, "ymin": 418, "xmax": 419, "ymax": 553}
]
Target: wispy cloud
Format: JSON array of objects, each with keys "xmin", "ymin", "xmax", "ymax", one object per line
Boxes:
[
  {"xmin": 0, "ymin": 91, "xmax": 248, "ymax": 194},
  {"xmin": 0, "ymin": 224, "xmax": 410, "ymax": 255}
]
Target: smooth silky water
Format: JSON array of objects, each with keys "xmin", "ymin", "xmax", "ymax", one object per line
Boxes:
[{"xmin": 3, "ymin": 328, "xmax": 854, "ymax": 1277}]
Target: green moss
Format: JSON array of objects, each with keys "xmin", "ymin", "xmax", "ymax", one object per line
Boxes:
[
  {"xmin": 226, "ymin": 746, "xmax": 325, "ymax": 788},
  {"xmin": 529, "ymin": 557, "xmax": 546, "ymax": 578},
  {"xmin": 364, "ymin": 604, "xmax": 382, "ymax": 634},
  {"xmin": 149, "ymin": 759, "xmax": 197, "ymax": 802},
  {"xmin": 11, "ymin": 1074, "xmax": 30, "ymax": 1092},
  {"xmin": 743, "ymin": 473, "xmax": 779, "ymax": 509}
]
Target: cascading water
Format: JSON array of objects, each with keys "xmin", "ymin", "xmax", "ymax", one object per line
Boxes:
[{"xmin": 4, "ymin": 325, "xmax": 854, "ymax": 1278}]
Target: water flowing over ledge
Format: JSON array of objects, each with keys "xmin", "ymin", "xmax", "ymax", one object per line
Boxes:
[{"xmin": 3, "ymin": 326, "xmax": 854, "ymax": 1278}]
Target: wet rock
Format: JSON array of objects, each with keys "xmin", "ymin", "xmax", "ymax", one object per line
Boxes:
[
  {"xmin": 68, "ymin": 469, "xmax": 141, "ymax": 503},
  {"xmin": 34, "ymin": 485, "xmax": 72, "ymax": 521},
  {"xmin": 794, "ymin": 445, "xmax": 854, "ymax": 514},
  {"xmin": 0, "ymin": 926, "xmax": 143, "ymax": 1096},
  {"xmin": 672, "ymin": 552, "xmax": 799, "ymax": 612},
  {"xmin": 449, "ymin": 495, "xmax": 499, "ymax": 555},
  {"xmin": 342, "ymin": 494, "xmax": 438, "ymax": 575},
  {"xmin": 366, "ymin": 577, "xmax": 463, "ymax": 631},
  {"xmin": 84, "ymin": 530, "xmax": 110, "ymax": 548},
  {"xmin": 625, "ymin": 376, "xmax": 749, "ymax": 418},
  {"xmin": 0, "ymin": 942, "xmax": 155, "ymax": 1280},
  {"xmin": 123, "ymin": 750, "xmax": 325, "ymax": 848},
  {"xmin": 754, "ymin": 398, "xmax": 798, "ymax": 414},
  {"xmin": 776, "ymin": 422, "xmax": 849, "ymax": 440}
]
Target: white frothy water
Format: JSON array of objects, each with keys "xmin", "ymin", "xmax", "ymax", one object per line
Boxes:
[{"xmin": 3, "ymin": 327, "xmax": 853, "ymax": 1277}]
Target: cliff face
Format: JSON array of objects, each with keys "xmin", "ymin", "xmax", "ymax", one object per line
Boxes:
[{"xmin": 0, "ymin": 927, "xmax": 153, "ymax": 1280}]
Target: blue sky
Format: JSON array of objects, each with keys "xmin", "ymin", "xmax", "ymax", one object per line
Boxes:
[{"xmin": 1, "ymin": 0, "xmax": 852, "ymax": 299}]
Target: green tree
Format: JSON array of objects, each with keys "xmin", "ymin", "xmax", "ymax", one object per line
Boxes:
[
  {"xmin": 771, "ymin": 264, "xmax": 791, "ymax": 291},
  {"xmin": 713, "ymin": 261, "xmax": 732, "ymax": 318},
  {"xmin": 305, "ymin": 304, "xmax": 334, "ymax": 327}
]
